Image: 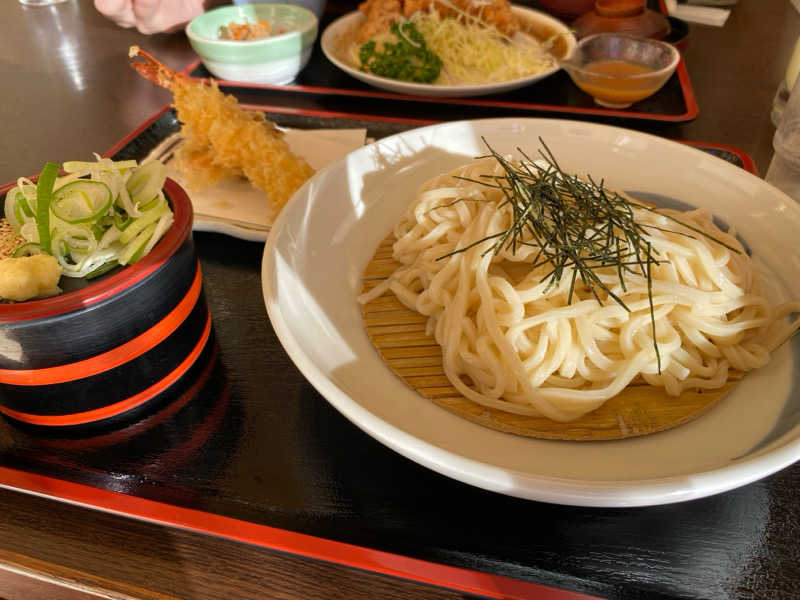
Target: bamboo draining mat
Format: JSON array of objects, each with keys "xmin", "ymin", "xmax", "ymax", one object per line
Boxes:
[{"xmin": 361, "ymin": 234, "xmax": 739, "ymax": 441}]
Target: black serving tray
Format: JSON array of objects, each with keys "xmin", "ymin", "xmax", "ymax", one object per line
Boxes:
[{"xmin": 0, "ymin": 107, "xmax": 779, "ymax": 600}]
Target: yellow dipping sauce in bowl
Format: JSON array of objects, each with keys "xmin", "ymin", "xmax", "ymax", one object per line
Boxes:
[{"xmin": 562, "ymin": 34, "xmax": 679, "ymax": 108}]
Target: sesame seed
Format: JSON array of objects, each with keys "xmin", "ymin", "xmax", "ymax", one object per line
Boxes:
[{"xmin": 0, "ymin": 219, "xmax": 24, "ymax": 260}]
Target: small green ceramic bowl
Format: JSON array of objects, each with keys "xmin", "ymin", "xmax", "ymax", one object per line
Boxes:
[{"xmin": 186, "ymin": 3, "xmax": 318, "ymax": 84}]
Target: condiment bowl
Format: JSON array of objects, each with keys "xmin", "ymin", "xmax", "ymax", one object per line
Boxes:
[
  {"xmin": 0, "ymin": 177, "xmax": 212, "ymax": 430},
  {"xmin": 561, "ymin": 33, "xmax": 680, "ymax": 108},
  {"xmin": 186, "ymin": 3, "xmax": 318, "ymax": 85}
]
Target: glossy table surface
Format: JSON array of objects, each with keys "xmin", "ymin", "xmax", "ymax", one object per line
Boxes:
[{"xmin": 1, "ymin": 1, "xmax": 800, "ymax": 599}]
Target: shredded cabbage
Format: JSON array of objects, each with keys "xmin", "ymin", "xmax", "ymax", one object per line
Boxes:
[{"xmin": 410, "ymin": 11, "xmax": 555, "ymax": 85}]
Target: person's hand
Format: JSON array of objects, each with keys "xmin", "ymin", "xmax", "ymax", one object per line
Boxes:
[{"xmin": 94, "ymin": 0, "xmax": 208, "ymax": 34}]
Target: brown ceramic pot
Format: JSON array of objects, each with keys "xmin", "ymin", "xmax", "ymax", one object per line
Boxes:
[
  {"xmin": 572, "ymin": 0, "xmax": 671, "ymax": 39},
  {"xmin": 535, "ymin": 0, "xmax": 596, "ymax": 21}
]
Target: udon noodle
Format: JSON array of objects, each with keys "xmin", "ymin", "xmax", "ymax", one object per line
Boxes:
[{"xmin": 360, "ymin": 155, "xmax": 800, "ymax": 422}]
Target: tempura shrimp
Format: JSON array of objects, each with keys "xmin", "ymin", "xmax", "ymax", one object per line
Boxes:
[{"xmin": 129, "ymin": 46, "xmax": 314, "ymax": 213}]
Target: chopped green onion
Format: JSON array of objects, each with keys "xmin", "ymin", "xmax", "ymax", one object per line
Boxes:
[
  {"xmin": 62, "ymin": 159, "xmax": 138, "ymax": 174},
  {"xmin": 118, "ymin": 198, "xmax": 168, "ymax": 244},
  {"xmin": 126, "ymin": 160, "xmax": 167, "ymax": 208},
  {"xmin": 113, "ymin": 212, "xmax": 133, "ymax": 231},
  {"xmin": 120, "ymin": 222, "xmax": 157, "ymax": 265},
  {"xmin": 4, "ymin": 188, "xmax": 36, "ymax": 230},
  {"xmin": 84, "ymin": 259, "xmax": 119, "ymax": 279},
  {"xmin": 138, "ymin": 192, "xmax": 164, "ymax": 212},
  {"xmin": 35, "ymin": 161, "xmax": 59, "ymax": 254},
  {"xmin": 51, "ymin": 180, "xmax": 113, "ymax": 224},
  {"xmin": 13, "ymin": 242, "xmax": 41, "ymax": 258},
  {"xmin": 5, "ymin": 156, "xmax": 172, "ymax": 279},
  {"xmin": 17, "ymin": 195, "xmax": 34, "ymax": 219}
]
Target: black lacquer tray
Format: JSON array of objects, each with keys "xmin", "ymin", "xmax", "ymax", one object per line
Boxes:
[
  {"xmin": 182, "ymin": 1, "xmax": 698, "ymax": 125},
  {"xmin": 1, "ymin": 107, "xmax": 791, "ymax": 600},
  {"xmin": 184, "ymin": 59, "xmax": 697, "ymax": 124}
]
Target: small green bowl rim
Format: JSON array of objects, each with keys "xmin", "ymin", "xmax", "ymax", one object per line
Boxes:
[{"xmin": 186, "ymin": 3, "xmax": 317, "ymax": 47}]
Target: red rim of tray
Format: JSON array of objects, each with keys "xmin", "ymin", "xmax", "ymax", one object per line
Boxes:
[
  {"xmin": 180, "ymin": 56, "xmax": 699, "ymax": 123},
  {"xmin": 0, "ymin": 466, "xmax": 601, "ymax": 600}
]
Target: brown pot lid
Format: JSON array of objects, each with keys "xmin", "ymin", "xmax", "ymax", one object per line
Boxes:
[{"xmin": 595, "ymin": 0, "xmax": 645, "ymax": 18}]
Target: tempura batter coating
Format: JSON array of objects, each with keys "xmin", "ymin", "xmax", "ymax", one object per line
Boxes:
[
  {"xmin": 357, "ymin": 0, "xmax": 519, "ymax": 41},
  {"xmin": 172, "ymin": 136, "xmax": 239, "ymax": 191},
  {"xmin": 357, "ymin": 0, "xmax": 402, "ymax": 42},
  {"xmin": 129, "ymin": 47, "xmax": 314, "ymax": 213}
]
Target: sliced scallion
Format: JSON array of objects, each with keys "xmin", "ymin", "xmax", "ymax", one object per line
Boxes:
[
  {"xmin": 35, "ymin": 161, "xmax": 59, "ymax": 254},
  {"xmin": 84, "ymin": 259, "xmax": 119, "ymax": 279},
  {"xmin": 120, "ymin": 221, "xmax": 157, "ymax": 265},
  {"xmin": 12, "ymin": 242, "xmax": 41, "ymax": 258},
  {"xmin": 4, "ymin": 156, "xmax": 172, "ymax": 279},
  {"xmin": 126, "ymin": 160, "xmax": 167, "ymax": 208},
  {"xmin": 118, "ymin": 199, "xmax": 169, "ymax": 244},
  {"xmin": 51, "ymin": 180, "xmax": 113, "ymax": 224}
]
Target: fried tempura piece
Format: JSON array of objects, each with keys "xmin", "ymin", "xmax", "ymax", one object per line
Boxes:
[
  {"xmin": 0, "ymin": 254, "xmax": 62, "ymax": 302},
  {"xmin": 401, "ymin": 0, "xmax": 432, "ymax": 17},
  {"xmin": 357, "ymin": 0, "xmax": 402, "ymax": 42},
  {"xmin": 356, "ymin": 0, "xmax": 518, "ymax": 42},
  {"xmin": 172, "ymin": 136, "xmax": 240, "ymax": 191},
  {"xmin": 129, "ymin": 46, "xmax": 314, "ymax": 212},
  {"xmin": 466, "ymin": 0, "xmax": 518, "ymax": 37}
]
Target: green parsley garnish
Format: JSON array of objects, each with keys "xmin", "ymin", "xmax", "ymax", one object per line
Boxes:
[{"xmin": 358, "ymin": 21, "xmax": 442, "ymax": 84}]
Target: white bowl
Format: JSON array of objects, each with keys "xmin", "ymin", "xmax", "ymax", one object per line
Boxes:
[
  {"xmin": 263, "ymin": 118, "xmax": 800, "ymax": 507},
  {"xmin": 321, "ymin": 6, "xmax": 576, "ymax": 98}
]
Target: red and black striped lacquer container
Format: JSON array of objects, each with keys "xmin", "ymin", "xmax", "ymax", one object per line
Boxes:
[{"xmin": 0, "ymin": 178, "xmax": 211, "ymax": 429}]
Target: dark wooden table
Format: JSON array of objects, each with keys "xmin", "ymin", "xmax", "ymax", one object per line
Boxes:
[{"xmin": 1, "ymin": 1, "xmax": 800, "ymax": 599}]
